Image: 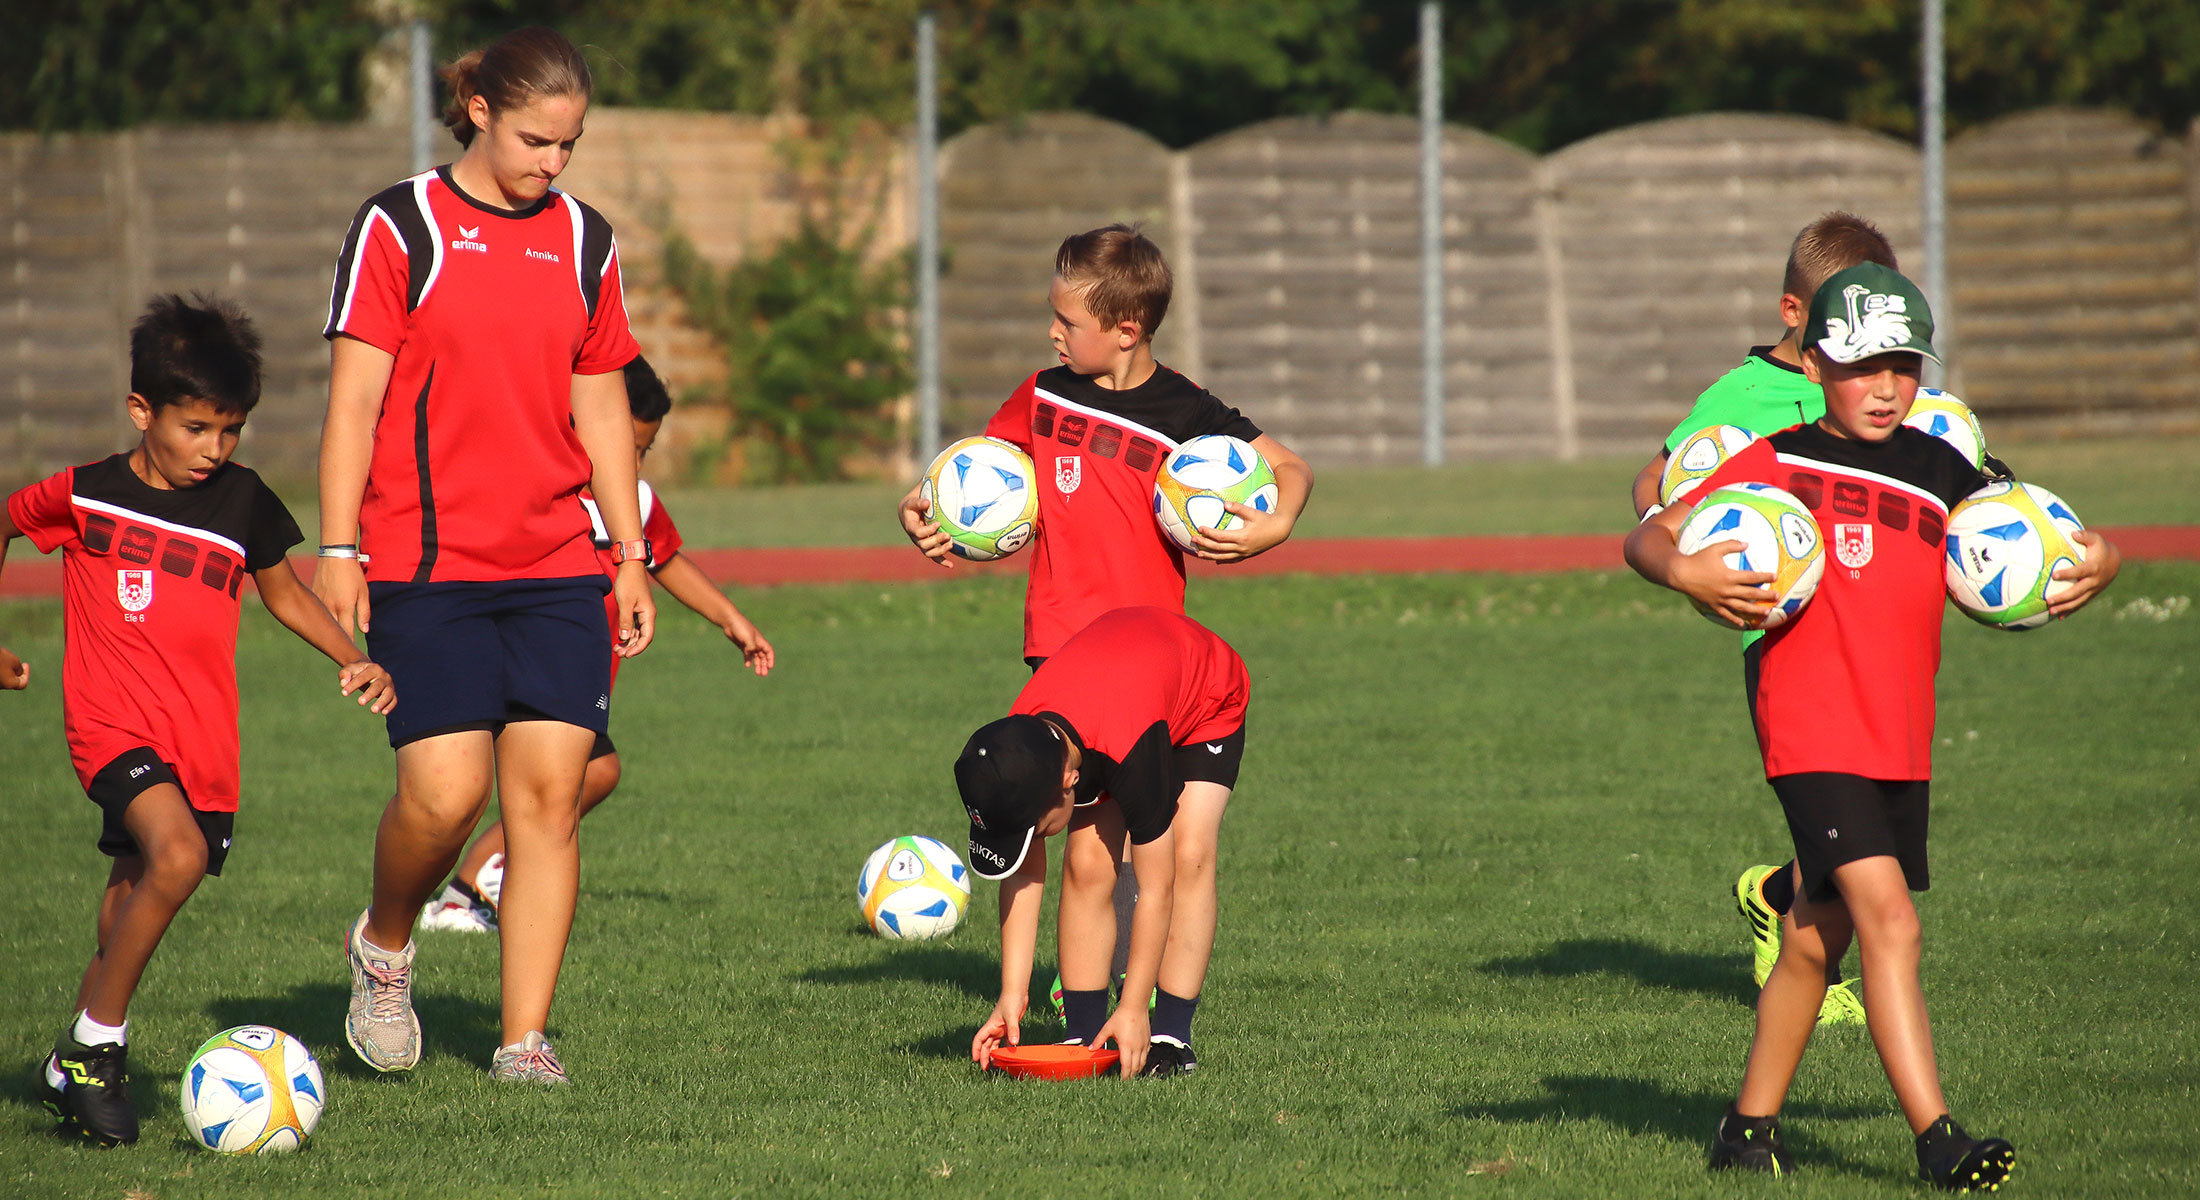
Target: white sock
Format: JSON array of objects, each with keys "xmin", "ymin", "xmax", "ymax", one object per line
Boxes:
[
  {"xmin": 73, "ymin": 1011, "xmax": 126, "ymax": 1046},
  {"xmin": 44, "ymin": 1054, "xmax": 65, "ymax": 1089}
]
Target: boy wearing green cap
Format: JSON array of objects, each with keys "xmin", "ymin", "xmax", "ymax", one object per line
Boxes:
[{"xmin": 1625, "ymin": 263, "xmax": 2121, "ymax": 1189}]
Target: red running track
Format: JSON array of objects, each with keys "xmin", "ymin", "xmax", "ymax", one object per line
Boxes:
[{"xmin": 4, "ymin": 526, "xmax": 2196, "ymax": 596}]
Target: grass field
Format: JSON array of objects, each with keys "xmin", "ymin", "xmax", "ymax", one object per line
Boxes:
[{"xmin": 2, "ymin": 559, "xmax": 2195, "ymax": 1198}]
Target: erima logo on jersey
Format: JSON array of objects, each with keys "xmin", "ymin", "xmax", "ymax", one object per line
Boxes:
[
  {"xmin": 450, "ymin": 225, "xmax": 488, "ymax": 253},
  {"xmin": 526, "ymin": 248, "xmax": 561, "ymax": 263}
]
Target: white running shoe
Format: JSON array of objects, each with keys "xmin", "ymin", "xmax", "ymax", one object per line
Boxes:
[
  {"xmin": 417, "ymin": 882, "xmax": 497, "ymax": 933},
  {"xmin": 475, "ymin": 853, "xmax": 506, "ymax": 908},
  {"xmin": 490, "ymin": 1031, "xmax": 568, "ymax": 1085},
  {"xmin": 345, "ymin": 910, "xmax": 422, "ymax": 1071}
]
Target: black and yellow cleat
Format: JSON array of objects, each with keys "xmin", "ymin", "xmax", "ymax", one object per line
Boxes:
[
  {"xmin": 53, "ymin": 1034, "xmax": 137, "ymax": 1147},
  {"xmin": 1708, "ymin": 1106, "xmax": 1795, "ymax": 1175},
  {"xmin": 1918, "ymin": 1115, "xmax": 2015, "ymax": 1192},
  {"xmin": 34, "ymin": 1057, "xmax": 74, "ymax": 1131}
]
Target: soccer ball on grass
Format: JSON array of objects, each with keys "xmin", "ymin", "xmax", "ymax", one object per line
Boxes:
[
  {"xmin": 178, "ymin": 1025, "xmax": 324, "ymax": 1154},
  {"xmin": 858, "ymin": 835, "xmax": 972, "ymax": 940}
]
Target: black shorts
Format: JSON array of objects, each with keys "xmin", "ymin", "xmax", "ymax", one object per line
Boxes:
[
  {"xmin": 591, "ymin": 731, "xmax": 616, "ymax": 761},
  {"xmin": 1174, "ymin": 725, "xmax": 1246, "ymax": 791},
  {"xmin": 1771, "ymin": 773, "xmax": 1930, "ymax": 904},
  {"xmin": 367, "ymin": 577, "xmax": 614, "ymax": 749},
  {"xmin": 87, "ymin": 747, "xmax": 233, "ymax": 876}
]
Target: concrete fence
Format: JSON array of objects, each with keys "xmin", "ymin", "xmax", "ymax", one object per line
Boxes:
[{"xmin": 5, "ymin": 106, "xmax": 2195, "ymax": 490}]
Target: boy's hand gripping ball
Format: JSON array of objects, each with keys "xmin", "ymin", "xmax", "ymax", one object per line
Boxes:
[
  {"xmin": 1675, "ymin": 482, "xmax": 1826, "ymax": 629},
  {"xmin": 1944, "ymin": 481, "xmax": 2087, "ymax": 630},
  {"xmin": 921, "ymin": 437, "xmax": 1038, "ymax": 561},
  {"xmin": 1153, "ymin": 435, "xmax": 1278, "ymax": 552}
]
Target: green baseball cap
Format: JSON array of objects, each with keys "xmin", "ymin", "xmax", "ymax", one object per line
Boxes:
[{"xmin": 1804, "ymin": 262, "xmax": 1940, "ymax": 365}]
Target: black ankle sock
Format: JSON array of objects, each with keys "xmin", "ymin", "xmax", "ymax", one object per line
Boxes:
[
  {"xmin": 1762, "ymin": 863, "xmax": 1798, "ymax": 914},
  {"xmin": 1721, "ymin": 1104, "xmax": 1779, "ymax": 1139},
  {"xmin": 1061, "ymin": 988, "xmax": 1108, "ymax": 1044},
  {"xmin": 1151, "ymin": 988, "xmax": 1199, "ymax": 1045}
]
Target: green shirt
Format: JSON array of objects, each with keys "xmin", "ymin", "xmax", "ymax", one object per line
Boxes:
[
  {"xmin": 1664, "ymin": 346, "xmax": 1821, "ymax": 650},
  {"xmin": 1662, "ymin": 347, "xmax": 1820, "ymax": 451}
]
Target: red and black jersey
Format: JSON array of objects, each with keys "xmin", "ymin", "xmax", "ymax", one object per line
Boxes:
[
  {"xmin": 1010, "ymin": 607, "xmax": 1249, "ymax": 843},
  {"xmin": 7, "ymin": 455, "xmax": 302, "ymax": 813},
  {"xmin": 323, "ymin": 167, "xmax": 639, "ymax": 584},
  {"xmin": 984, "ymin": 365, "xmax": 1261, "ymax": 659},
  {"xmin": 1701, "ymin": 426, "xmax": 1985, "ymax": 780},
  {"xmin": 581, "ymin": 481, "xmax": 685, "ymax": 691}
]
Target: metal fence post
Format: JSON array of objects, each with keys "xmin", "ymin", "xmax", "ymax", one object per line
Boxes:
[
  {"xmin": 410, "ymin": 19, "xmax": 435, "ymax": 175},
  {"xmin": 915, "ymin": 12, "xmax": 942, "ymax": 464},
  {"xmin": 1419, "ymin": 2, "xmax": 1444, "ymax": 466},
  {"xmin": 1921, "ymin": 0, "xmax": 1949, "ymax": 389}
]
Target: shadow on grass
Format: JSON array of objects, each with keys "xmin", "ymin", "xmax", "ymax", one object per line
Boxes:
[
  {"xmin": 1451, "ymin": 1074, "xmax": 1899, "ymax": 1182},
  {"xmin": 794, "ymin": 938, "xmax": 1002, "ymax": 1002},
  {"xmin": 205, "ymin": 983, "xmax": 500, "ymax": 1076},
  {"xmin": 1479, "ymin": 937, "xmax": 1757, "ymax": 1008}
]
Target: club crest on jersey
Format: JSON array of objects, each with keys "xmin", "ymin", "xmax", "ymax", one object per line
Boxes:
[
  {"xmin": 1054, "ymin": 456, "xmax": 1082, "ymax": 495},
  {"xmin": 117, "ymin": 570, "xmax": 154, "ymax": 612},
  {"xmin": 450, "ymin": 224, "xmax": 488, "ymax": 253},
  {"xmin": 1835, "ymin": 523, "xmax": 1874, "ymax": 569}
]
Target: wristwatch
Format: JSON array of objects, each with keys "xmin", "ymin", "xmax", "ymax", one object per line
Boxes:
[{"xmin": 611, "ymin": 538, "xmax": 652, "ymax": 566}]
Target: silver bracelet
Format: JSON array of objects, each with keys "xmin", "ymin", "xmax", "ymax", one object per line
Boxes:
[{"xmin": 318, "ymin": 544, "xmax": 360, "ymax": 559}]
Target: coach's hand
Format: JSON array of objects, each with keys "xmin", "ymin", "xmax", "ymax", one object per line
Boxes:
[
  {"xmin": 971, "ymin": 994, "xmax": 1027, "ymax": 1068},
  {"xmin": 1191, "ymin": 501, "xmax": 1294, "ymax": 563},
  {"xmin": 0, "ymin": 645, "xmax": 26, "ymax": 689},
  {"xmin": 2048, "ymin": 530, "xmax": 2122, "ymax": 617},
  {"xmin": 898, "ymin": 486, "xmax": 956, "ymax": 568},
  {"xmin": 1670, "ymin": 539, "xmax": 1776, "ymax": 629},
  {"xmin": 613, "ymin": 561, "xmax": 655, "ymax": 658},
  {"xmin": 313, "ymin": 554, "xmax": 370, "ymax": 636}
]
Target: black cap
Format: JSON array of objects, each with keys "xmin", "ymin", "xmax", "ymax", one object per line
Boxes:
[{"xmin": 955, "ymin": 715, "xmax": 1064, "ymax": 880}]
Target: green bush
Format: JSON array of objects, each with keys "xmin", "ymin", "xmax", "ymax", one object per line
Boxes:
[{"xmin": 661, "ymin": 196, "xmax": 911, "ymax": 485}]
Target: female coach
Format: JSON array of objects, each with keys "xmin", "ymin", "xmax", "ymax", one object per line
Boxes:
[{"xmin": 314, "ymin": 25, "xmax": 652, "ymax": 1084}]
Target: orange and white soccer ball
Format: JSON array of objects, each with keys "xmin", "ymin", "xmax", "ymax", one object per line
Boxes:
[
  {"xmin": 857, "ymin": 835, "xmax": 971, "ymax": 940},
  {"xmin": 179, "ymin": 1025, "xmax": 324, "ymax": 1154},
  {"xmin": 1660, "ymin": 424, "xmax": 1760, "ymax": 505}
]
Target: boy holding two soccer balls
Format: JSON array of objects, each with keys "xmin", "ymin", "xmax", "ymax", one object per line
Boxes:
[
  {"xmin": 901, "ymin": 224, "xmax": 1311, "ymax": 1059},
  {"xmin": 1626, "ymin": 263, "xmax": 2119, "ymax": 1189}
]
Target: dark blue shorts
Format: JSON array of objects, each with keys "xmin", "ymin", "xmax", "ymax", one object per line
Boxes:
[{"xmin": 367, "ymin": 577, "xmax": 613, "ymax": 749}]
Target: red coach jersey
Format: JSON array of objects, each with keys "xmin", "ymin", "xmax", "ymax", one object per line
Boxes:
[
  {"xmin": 8, "ymin": 456, "xmax": 302, "ymax": 813},
  {"xmin": 323, "ymin": 167, "xmax": 639, "ymax": 584},
  {"xmin": 582, "ymin": 481, "xmax": 684, "ymax": 690},
  {"xmin": 984, "ymin": 365, "xmax": 1261, "ymax": 659},
  {"xmin": 1010, "ymin": 607, "xmax": 1249, "ymax": 843},
  {"xmin": 1701, "ymin": 426, "xmax": 1985, "ymax": 780}
]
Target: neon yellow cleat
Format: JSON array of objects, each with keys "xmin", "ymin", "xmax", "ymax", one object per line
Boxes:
[
  {"xmin": 1817, "ymin": 977, "xmax": 1867, "ymax": 1026},
  {"xmin": 1734, "ymin": 865, "xmax": 1784, "ymax": 988}
]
